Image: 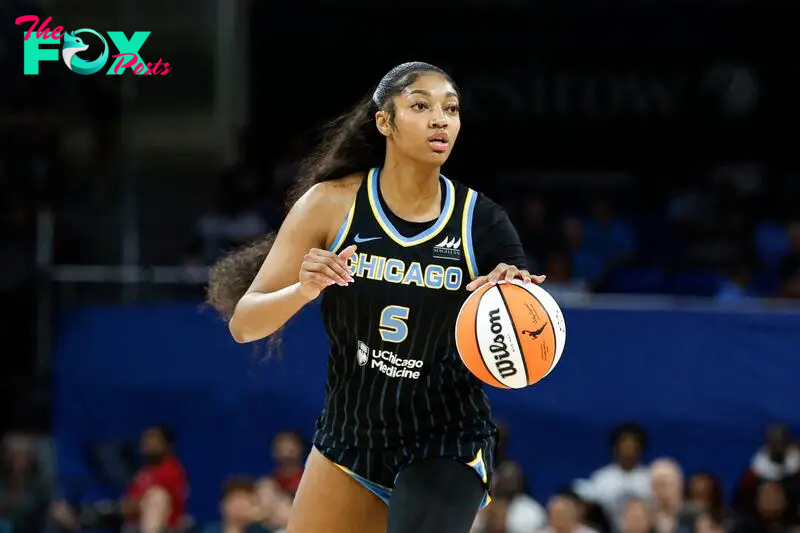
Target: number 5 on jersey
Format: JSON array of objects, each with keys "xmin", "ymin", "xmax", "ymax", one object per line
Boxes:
[{"xmin": 379, "ymin": 305, "xmax": 410, "ymax": 343}]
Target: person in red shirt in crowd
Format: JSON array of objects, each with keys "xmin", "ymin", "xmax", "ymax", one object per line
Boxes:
[
  {"xmin": 734, "ymin": 425, "xmax": 800, "ymax": 514},
  {"xmin": 122, "ymin": 425, "xmax": 188, "ymax": 532},
  {"xmin": 270, "ymin": 431, "xmax": 305, "ymax": 496}
]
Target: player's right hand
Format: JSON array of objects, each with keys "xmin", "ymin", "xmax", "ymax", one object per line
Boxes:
[{"xmin": 298, "ymin": 245, "xmax": 357, "ymax": 301}]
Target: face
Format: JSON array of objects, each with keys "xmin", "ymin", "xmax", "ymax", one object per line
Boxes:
[
  {"xmin": 621, "ymin": 500, "xmax": 650, "ymax": 533},
  {"xmin": 688, "ymin": 474, "xmax": 714, "ymax": 509},
  {"xmin": 377, "ymin": 73, "xmax": 461, "ymax": 166},
  {"xmin": 616, "ymin": 433, "xmax": 642, "ymax": 464},
  {"xmin": 140, "ymin": 428, "xmax": 167, "ymax": 460},
  {"xmin": 548, "ymin": 496, "xmax": 579, "ymax": 531},
  {"xmin": 651, "ymin": 464, "xmax": 682, "ymax": 506},
  {"xmin": 223, "ymin": 490, "xmax": 260, "ymax": 523},
  {"xmin": 494, "ymin": 462, "xmax": 524, "ymax": 497},
  {"xmin": 272, "ymin": 433, "xmax": 303, "ymax": 464},
  {"xmin": 766, "ymin": 426, "xmax": 789, "ymax": 459}
]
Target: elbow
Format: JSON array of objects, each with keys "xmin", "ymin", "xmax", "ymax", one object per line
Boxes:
[
  {"xmin": 228, "ymin": 314, "xmax": 265, "ymax": 344},
  {"xmin": 228, "ymin": 295, "xmax": 273, "ymax": 343},
  {"xmin": 228, "ymin": 318, "xmax": 250, "ymax": 344}
]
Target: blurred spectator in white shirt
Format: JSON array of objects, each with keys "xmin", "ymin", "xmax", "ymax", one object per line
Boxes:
[{"xmin": 574, "ymin": 424, "xmax": 651, "ymax": 526}]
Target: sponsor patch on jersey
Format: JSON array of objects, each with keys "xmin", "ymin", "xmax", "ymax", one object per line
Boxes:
[
  {"xmin": 432, "ymin": 235, "xmax": 462, "ymax": 261},
  {"xmin": 357, "ymin": 340, "xmax": 423, "ymax": 380}
]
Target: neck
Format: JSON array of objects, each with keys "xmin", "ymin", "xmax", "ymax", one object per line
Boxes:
[{"xmin": 379, "ymin": 154, "xmax": 441, "ymax": 222}]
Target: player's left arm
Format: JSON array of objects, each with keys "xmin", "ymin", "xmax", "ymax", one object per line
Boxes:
[{"xmin": 465, "ymin": 195, "xmax": 545, "ymax": 291}]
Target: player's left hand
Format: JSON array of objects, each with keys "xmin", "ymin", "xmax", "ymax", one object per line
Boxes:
[{"xmin": 465, "ymin": 263, "xmax": 545, "ymax": 292}]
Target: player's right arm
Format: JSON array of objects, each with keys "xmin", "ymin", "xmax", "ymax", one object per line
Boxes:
[{"xmin": 228, "ymin": 177, "xmax": 360, "ymax": 343}]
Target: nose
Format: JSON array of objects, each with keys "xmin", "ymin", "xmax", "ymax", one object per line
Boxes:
[{"xmin": 429, "ymin": 107, "xmax": 448, "ymax": 129}]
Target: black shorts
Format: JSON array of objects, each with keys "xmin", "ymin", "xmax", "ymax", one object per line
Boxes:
[{"xmin": 314, "ymin": 434, "xmax": 496, "ymax": 508}]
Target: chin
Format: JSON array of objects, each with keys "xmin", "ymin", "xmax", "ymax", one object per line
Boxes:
[{"xmin": 420, "ymin": 150, "xmax": 451, "ymax": 166}]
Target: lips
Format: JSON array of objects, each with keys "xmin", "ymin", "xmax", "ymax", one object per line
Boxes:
[{"xmin": 428, "ymin": 132, "xmax": 450, "ymax": 153}]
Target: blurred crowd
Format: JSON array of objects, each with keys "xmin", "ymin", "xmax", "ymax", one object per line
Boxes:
[
  {"xmin": 472, "ymin": 424, "xmax": 800, "ymax": 533},
  {"xmin": 0, "ymin": 427, "xmax": 301, "ymax": 533},
  {"xmin": 186, "ymin": 129, "xmax": 800, "ymax": 304},
  {"xmin": 3, "ymin": 424, "xmax": 800, "ymax": 533}
]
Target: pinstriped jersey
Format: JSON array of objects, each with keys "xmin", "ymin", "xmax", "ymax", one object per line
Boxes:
[{"xmin": 314, "ymin": 168, "xmax": 495, "ymax": 450}]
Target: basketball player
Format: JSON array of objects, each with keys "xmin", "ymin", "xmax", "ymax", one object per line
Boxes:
[{"xmin": 207, "ymin": 62, "xmax": 545, "ymax": 533}]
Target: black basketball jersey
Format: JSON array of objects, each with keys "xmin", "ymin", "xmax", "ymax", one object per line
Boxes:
[{"xmin": 314, "ymin": 168, "xmax": 495, "ymax": 451}]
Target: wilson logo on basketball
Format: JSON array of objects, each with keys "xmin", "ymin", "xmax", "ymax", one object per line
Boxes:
[{"xmin": 487, "ymin": 308, "xmax": 518, "ymax": 379}]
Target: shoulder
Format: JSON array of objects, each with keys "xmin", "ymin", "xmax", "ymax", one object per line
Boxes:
[
  {"xmin": 464, "ymin": 190, "xmax": 511, "ymax": 231},
  {"xmin": 155, "ymin": 457, "xmax": 186, "ymax": 482},
  {"xmin": 299, "ymin": 172, "xmax": 363, "ymax": 214}
]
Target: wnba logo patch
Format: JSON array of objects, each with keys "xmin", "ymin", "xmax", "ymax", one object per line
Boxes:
[{"xmin": 433, "ymin": 236, "xmax": 461, "ymax": 261}]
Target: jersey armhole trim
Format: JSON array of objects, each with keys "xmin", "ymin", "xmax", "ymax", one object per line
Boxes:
[
  {"xmin": 328, "ymin": 197, "xmax": 357, "ymax": 253},
  {"xmin": 461, "ymin": 189, "xmax": 479, "ymax": 280}
]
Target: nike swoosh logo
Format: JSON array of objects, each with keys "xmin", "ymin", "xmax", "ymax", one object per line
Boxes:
[{"xmin": 354, "ymin": 234, "xmax": 382, "ymax": 244}]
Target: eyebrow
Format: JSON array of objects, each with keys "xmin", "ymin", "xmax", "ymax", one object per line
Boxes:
[{"xmin": 407, "ymin": 89, "xmax": 459, "ymax": 98}]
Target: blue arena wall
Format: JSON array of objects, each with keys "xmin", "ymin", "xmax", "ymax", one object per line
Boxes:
[{"xmin": 53, "ymin": 299, "xmax": 800, "ymax": 521}]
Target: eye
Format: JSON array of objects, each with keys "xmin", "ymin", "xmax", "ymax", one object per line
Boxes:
[
  {"xmin": 446, "ymin": 104, "xmax": 460, "ymax": 114},
  {"xmin": 411, "ymin": 102, "xmax": 429, "ymax": 111}
]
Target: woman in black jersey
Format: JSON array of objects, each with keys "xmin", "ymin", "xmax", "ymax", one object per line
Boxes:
[{"xmin": 207, "ymin": 62, "xmax": 544, "ymax": 533}]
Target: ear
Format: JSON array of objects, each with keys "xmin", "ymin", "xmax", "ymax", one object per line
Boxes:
[{"xmin": 375, "ymin": 110, "xmax": 392, "ymax": 138}]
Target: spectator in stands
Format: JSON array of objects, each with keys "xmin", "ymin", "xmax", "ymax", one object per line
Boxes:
[
  {"xmin": 619, "ymin": 499, "xmax": 653, "ymax": 533},
  {"xmin": 735, "ymin": 425, "xmax": 800, "ymax": 515},
  {"xmin": 50, "ymin": 425, "xmax": 187, "ymax": 533},
  {"xmin": 686, "ymin": 472, "xmax": 724, "ymax": 516},
  {"xmin": 574, "ymin": 424, "xmax": 651, "ymax": 526},
  {"xmin": 779, "ymin": 222, "xmax": 800, "ymax": 299},
  {"xmin": 539, "ymin": 491, "xmax": 600, "ymax": 533},
  {"xmin": 576, "ymin": 199, "xmax": 635, "ymax": 289},
  {"xmin": 649, "ymin": 458, "xmax": 696, "ymax": 533},
  {"xmin": 734, "ymin": 481, "xmax": 798, "ymax": 533},
  {"xmin": 472, "ymin": 461, "xmax": 546, "ymax": 533},
  {"xmin": 254, "ymin": 477, "xmax": 291, "ymax": 533},
  {"xmin": 123, "ymin": 425, "xmax": 188, "ymax": 532},
  {"xmin": 203, "ymin": 476, "xmax": 266, "ymax": 533},
  {"xmin": 0, "ymin": 437, "xmax": 50, "ymax": 533},
  {"xmin": 269, "ymin": 432, "xmax": 305, "ymax": 496}
]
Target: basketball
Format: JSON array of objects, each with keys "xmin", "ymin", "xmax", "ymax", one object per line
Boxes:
[{"xmin": 455, "ymin": 280, "xmax": 566, "ymax": 389}]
